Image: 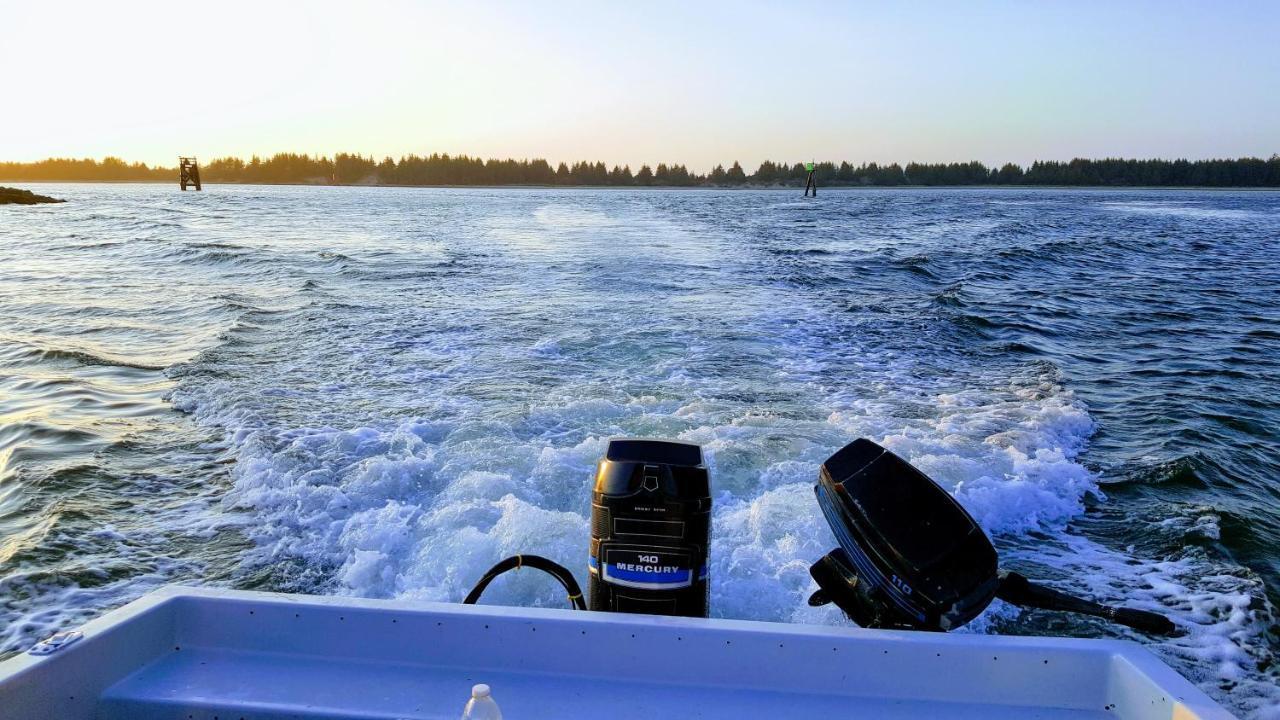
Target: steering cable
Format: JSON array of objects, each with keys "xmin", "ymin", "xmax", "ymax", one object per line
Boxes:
[{"xmin": 463, "ymin": 554, "xmax": 586, "ymax": 611}]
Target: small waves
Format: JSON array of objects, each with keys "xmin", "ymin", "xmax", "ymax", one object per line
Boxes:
[
  {"xmin": 81, "ymin": 212, "xmax": 185, "ymax": 230},
  {"xmin": 1111, "ymin": 454, "xmax": 1214, "ymax": 488},
  {"xmin": 30, "ymin": 346, "xmax": 169, "ymax": 372},
  {"xmin": 0, "ymin": 187, "xmax": 268, "ymax": 657}
]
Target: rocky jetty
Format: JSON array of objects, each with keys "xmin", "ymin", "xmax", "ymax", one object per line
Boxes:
[{"xmin": 0, "ymin": 187, "xmax": 64, "ymax": 204}]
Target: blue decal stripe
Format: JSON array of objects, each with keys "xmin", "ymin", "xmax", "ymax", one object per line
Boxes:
[{"xmin": 605, "ymin": 564, "xmax": 691, "ymax": 584}]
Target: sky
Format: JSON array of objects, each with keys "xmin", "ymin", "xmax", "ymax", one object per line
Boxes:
[{"xmin": 2, "ymin": 0, "xmax": 1278, "ymax": 171}]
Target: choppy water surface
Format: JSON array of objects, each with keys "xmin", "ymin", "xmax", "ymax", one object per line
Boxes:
[{"xmin": 2, "ymin": 184, "xmax": 1278, "ymax": 716}]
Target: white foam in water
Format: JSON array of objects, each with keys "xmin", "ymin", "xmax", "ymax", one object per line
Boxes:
[
  {"xmin": 1102, "ymin": 200, "xmax": 1269, "ymax": 221},
  {"xmin": 196, "ymin": 364, "xmax": 1090, "ymax": 613}
]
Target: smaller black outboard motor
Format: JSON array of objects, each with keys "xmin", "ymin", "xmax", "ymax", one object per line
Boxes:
[
  {"xmin": 810, "ymin": 438, "xmax": 1175, "ymax": 635},
  {"xmin": 589, "ymin": 438, "xmax": 711, "ymax": 617},
  {"xmin": 810, "ymin": 438, "xmax": 998, "ymax": 631}
]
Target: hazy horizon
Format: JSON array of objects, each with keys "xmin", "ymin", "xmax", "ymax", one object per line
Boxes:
[{"xmin": 3, "ymin": 1, "xmax": 1278, "ymax": 172}]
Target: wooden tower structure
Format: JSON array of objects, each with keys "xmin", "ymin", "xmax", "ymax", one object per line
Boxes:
[{"xmin": 179, "ymin": 157, "xmax": 202, "ymax": 191}]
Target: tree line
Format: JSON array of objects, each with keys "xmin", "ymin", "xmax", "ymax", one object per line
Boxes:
[
  {"xmin": 0, "ymin": 157, "xmax": 171, "ymax": 182},
  {"xmin": 3, "ymin": 154, "xmax": 1278, "ymax": 187}
]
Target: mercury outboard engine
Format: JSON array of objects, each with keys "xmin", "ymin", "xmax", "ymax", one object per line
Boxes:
[
  {"xmin": 463, "ymin": 437, "xmax": 710, "ymax": 617},
  {"xmin": 588, "ymin": 438, "xmax": 711, "ymax": 617},
  {"xmin": 809, "ymin": 438, "xmax": 1175, "ymax": 635}
]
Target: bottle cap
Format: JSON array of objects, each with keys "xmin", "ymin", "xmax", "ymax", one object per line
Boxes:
[{"xmin": 472, "ymin": 683, "xmax": 490, "ymax": 699}]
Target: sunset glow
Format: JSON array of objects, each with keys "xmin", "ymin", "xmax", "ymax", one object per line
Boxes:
[{"xmin": 3, "ymin": 0, "xmax": 1277, "ymax": 170}]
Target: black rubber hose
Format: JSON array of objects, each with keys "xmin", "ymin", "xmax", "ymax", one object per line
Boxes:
[
  {"xmin": 996, "ymin": 571, "xmax": 1177, "ymax": 636},
  {"xmin": 463, "ymin": 554, "xmax": 587, "ymax": 611}
]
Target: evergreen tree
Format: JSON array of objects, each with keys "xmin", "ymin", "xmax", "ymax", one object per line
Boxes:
[
  {"xmin": 751, "ymin": 161, "xmax": 780, "ymax": 184},
  {"xmin": 608, "ymin": 165, "xmax": 634, "ymax": 185},
  {"xmin": 995, "ymin": 162, "xmax": 1023, "ymax": 184}
]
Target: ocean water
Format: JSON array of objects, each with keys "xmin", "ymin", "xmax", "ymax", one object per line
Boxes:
[{"xmin": 1, "ymin": 184, "xmax": 1277, "ymax": 716}]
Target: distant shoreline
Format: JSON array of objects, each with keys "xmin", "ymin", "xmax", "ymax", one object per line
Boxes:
[
  {"xmin": 3, "ymin": 180, "xmax": 1278, "ymax": 191},
  {"xmin": 5, "ymin": 155, "xmax": 1277, "ymax": 188}
]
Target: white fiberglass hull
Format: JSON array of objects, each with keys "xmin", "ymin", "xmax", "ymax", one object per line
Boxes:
[{"xmin": 0, "ymin": 585, "xmax": 1231, "ymax": 719}]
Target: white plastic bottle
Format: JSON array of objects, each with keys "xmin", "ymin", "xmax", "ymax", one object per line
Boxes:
[{"xmin": 461, "ymin": 683, "xmax": 502, "ymax": 720}]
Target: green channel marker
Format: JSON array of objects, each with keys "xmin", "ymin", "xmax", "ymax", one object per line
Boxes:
[{"xmin": 804, "ymin": 161, "xmax": 817, "ymax": 196}]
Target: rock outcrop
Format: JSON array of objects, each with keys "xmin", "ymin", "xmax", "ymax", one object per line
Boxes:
[{"xmin": 0, "ymin": 187, "xmax": 65, "ymax": 204}]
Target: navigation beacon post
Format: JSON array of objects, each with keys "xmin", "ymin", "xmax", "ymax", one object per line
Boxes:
[{"xmin": 803, "ymin": 161, "xmax": 817, "ymax": 197}]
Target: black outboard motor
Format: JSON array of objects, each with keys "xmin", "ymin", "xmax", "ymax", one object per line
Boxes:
[
  {"xmin": 589, "ymin": 438, "xmax": 711, "ymax": 617},
  {"xmin": 810, "ymin": 438, "xmax": 1175, "ymax": 635},
  {"xmin": 810, "ymin": 438, "xmax": 998, "ymax": 630}
]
